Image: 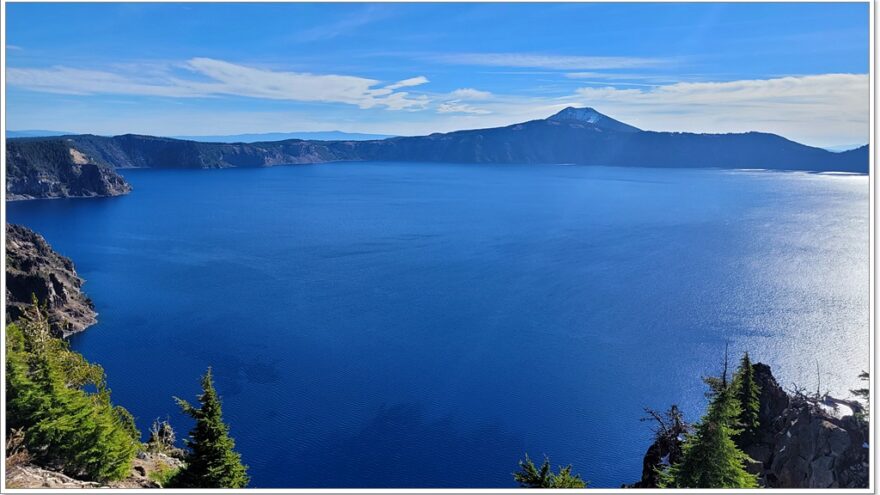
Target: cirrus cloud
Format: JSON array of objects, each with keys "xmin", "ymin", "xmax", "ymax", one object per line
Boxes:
[
  {"xmin": 569, "ymin": 73, "xmax": 869, "ymax": 146},
  {"xmin": 448, "ymin": 88, "xmax": 492, "ymax": 100},
  {"xmin": 436, "ymin": 101, "xmax": 491, "ymax": 115},
  {"xmin": 433, "ymin": 52, "xmax": 672, "ymax": 70},
  {"xmin": 7, "ymin": 58, "xmax": 431, "ymax": 110},
  {"xmin": 385, "ymin": 76, "xmax": 430, "ymax": 90},
  {"xmin": 407, "ymin": 73, "xmax": 868, "ymax": 146}
]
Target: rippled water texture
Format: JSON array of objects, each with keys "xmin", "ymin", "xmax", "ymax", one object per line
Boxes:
[{"xmin": 6, "ymin": 163, "xmax": 869, "ymax": 487}]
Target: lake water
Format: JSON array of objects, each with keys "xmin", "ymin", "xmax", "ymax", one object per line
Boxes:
[{"xmin": 6, "ymin": 163, "xmax": 869, "ymax": 488}]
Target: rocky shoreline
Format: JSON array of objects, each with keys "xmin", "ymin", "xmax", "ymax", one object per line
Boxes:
[{"xmin": 5, "ymin": 224, "xmax": 97, "ymax": 337}]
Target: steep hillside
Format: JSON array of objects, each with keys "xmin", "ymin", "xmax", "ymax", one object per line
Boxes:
[{"xmin": 6, "ymin": 139, "xmax": 132, "ymax": 200}]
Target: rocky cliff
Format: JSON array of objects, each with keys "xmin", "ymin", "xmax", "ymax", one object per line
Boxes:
[
  {"xmin": 5, "ymin": 224, "xmax": 97, "ymax": 337},
  {"xmin": 633, "ymin": 363, "xmax": 869, "ymax": 488},
  {"xmin": 749, "ymin": 364, "xmax": 868, "ymax": 488},
  {"xmin": 6, "ymin": 139, "xmax": 131, "ymax": 200}
]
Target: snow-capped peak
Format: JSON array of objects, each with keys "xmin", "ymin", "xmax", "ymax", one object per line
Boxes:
[
  {"xmin": 548, "ymin": 107, "xmax": 605, "ymax": 123},
  {"xmin": 546, "ymin": 107, "xmax": 641, "ymax": 132}
]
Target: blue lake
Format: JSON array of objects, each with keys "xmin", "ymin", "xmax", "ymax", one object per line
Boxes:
[{"xmin": 6, "ymin": 162, "xmax": 869, "ymax": 488}]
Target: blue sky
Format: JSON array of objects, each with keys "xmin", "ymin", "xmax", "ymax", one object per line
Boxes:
[{"xmin": 5, "ymin": 2, "xmax": 870, "ymax": 147}]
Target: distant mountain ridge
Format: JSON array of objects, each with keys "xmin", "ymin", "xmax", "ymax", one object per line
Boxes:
[
  {"xmin": 6, "ymin": 107, "xmax": 869, "ymax": 200},
  {"xmin": 7, "ymin": 130, "xmax": 393, "ymax": 142},
  {"xmin": 6, "ymin": 130, "xmax": 75, "ymax": 138},
  {"xmin": 823, "ymin": 143, "xmax": 868, "ymax": 152},
  {"xmin": 171, "ymin": 130, "xmax": 395, "ymax": 143}
]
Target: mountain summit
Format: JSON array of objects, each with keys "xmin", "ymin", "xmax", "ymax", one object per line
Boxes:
[{"xmin": 547, "ymin": 107, "xmax": 641, "ymax": 132}]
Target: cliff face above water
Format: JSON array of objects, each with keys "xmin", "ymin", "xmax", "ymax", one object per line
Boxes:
[
  {"xmin": 5, "ymin": 224, "xmax": 97, "ymax": 337},
  {"xmin": 632, "ymin": 363, "xmax": 869, "ymax": 489},
  {"xmin": 6, "ymin": 108, "xmax": 868, "ymax": 200},
  {"xmin": 6, "ymin": 139, "xmax": 132, "ymax": 200},
  {"xmin": 748, "ymin": 364, "xmax": 868, "ymax": 488}
]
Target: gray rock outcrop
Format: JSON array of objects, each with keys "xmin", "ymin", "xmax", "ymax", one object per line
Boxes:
[
  {"xmin": 6, "ymin": 453, "xmax": 185, "ymax": 489},
  {"xmin": 5, "ymin": 224, "xmax": 97, "ymax": 336},
  {"xmin": 632, "ymin": 363, "xmax": 869, "ymax": 488}
]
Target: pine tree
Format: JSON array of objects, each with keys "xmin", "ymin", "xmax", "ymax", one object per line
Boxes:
[
  {"xmin": 659, "ymin": 356, "xmax": 758, "ymax": 489},
  {"xmin": 6, "ymin": 302, "xmax": 138, "ymax": 481},
  {"xmin": 513, "ymin": 454, "xmax": 587, "ymax": 488},
  {"xmin": 850, "ymin": 370, "xmax": 869, "ymax": 423},
  {"xmin": 733, "ymin": 352, "xmax": 761, "ymax": 446},
  {"xmin": 171, "ymin": 368, "xmax": 249, "ymax": 488}
]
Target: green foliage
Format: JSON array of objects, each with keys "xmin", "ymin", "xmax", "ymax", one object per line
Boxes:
[
  {"xmin": 5, "ymin": 303, "xmax": 139, "ymax": 481},
  {"xmin": 733, "ymin": 352, "xmax": 761, "ymax": 446},
  {"xmin": 148, "ymin": 462, "xmax": 181, "ymax": 487},
  {"xmin": 513, "ymin": 454, "xmax": 587, "ymax": 488},
  {"xmin": 851, "ymin": 370, "xmax": 869, "ymax": 422},
  {"xmin": 659, "ymin": 353, "xmax": 758, "ymax": 489},
  {"xmin": 170, "ymin": 368, "xmax": 249, "ymax": 488}
]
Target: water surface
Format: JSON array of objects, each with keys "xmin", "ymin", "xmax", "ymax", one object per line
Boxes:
[{"xmin": 6, "ymin": 163, "xmax": 869, "ymax": 488}]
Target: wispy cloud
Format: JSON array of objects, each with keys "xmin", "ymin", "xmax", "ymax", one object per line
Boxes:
[
  {"xmin": 567, "ymin": 73, "xmax": 870, "ymax": 145},
  {"xmin": 565, "ymin": 72, "xmax": 652, "ymax": 80},
  {"xmin": 385, "ymin": 76, "xmax": 429, "ymax": 90},
  {"xmin": 562, "ymin": 72, "xmax": 677, "ymax": 85},
  {"xmin": 413, "ymin": 74, "xmax": 869, "ymax": 146},
  {"xmin": 572, "ymin": 73, "xmax": 866, "ymax": 113},
  {"xmin": 448, "ymin": 88, "xmax": 492, "ymax": 100},
  {"xmin": 433, "ymin": 52, "xmax": 672, "ymax": 70},
  {"xmin": 6, "ymin": 66, "xmax": 200, "ymax": 97},
  {"xmin": 6, "ymin": 44, "xmax": 23, "ymax": 51},
  {"xmin": 436, "ymin": 101, "xmax": 491, "ymax": 115},
  {"xmin": 7, "ymin": 58, "xmax": 430, "ymax": 110},
  {"xmin": 429, "ymin": 88, "xmax": 495, "ymax": 114},
  {"xmin": 295, "ymin": 6, "xmax": 391, "ymax": 42},
  {"xmin": 6, "ymin": 62, "xmax": 867, "ymax": 147}
]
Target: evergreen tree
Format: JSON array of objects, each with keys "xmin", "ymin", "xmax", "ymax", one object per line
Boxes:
[
  {"xmin": 6, "ymin": 302, "xmax": 138, "ymax": 481},
  {"xmin": 659, "ymin": 361, "xmax": 758, "ymax": 488},
  {"xmin": 733, "ymin": 352, "xmax": 761, "ymax": 446},
  {"xmin": 513, "ymin": 454, "xmax": 587, "ymax": 488},
  {"xmin": 850, "ymin": 370, "xmax": 869, "ymax": 423},
  {"xmin": 171, "ymin": 368, "xmax": 249, "ymax": 488}
]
